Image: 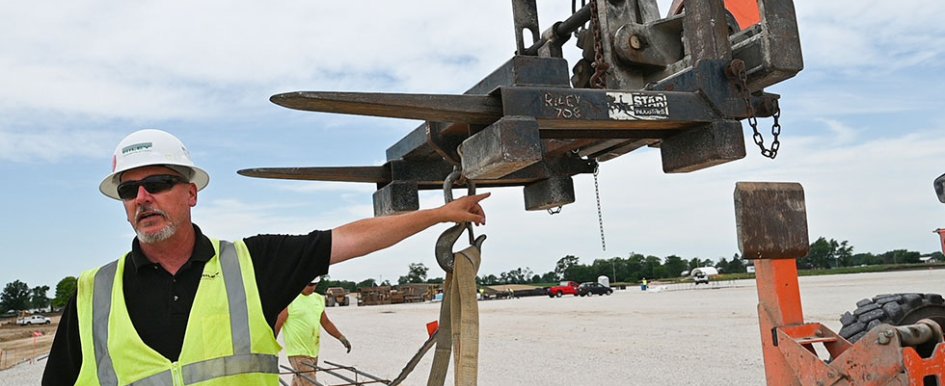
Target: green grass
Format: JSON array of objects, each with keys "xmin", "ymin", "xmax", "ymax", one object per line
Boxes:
[
  {"xmin": 494, "ymin": 263, "xmax": 945, "ymax": 287},
  {"xmin": 713, "ymin": 262, "xmax": 945, "ymax": 282}
]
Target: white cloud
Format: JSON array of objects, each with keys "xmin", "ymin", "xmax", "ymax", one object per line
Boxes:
[
  {"xmin": 795, "ymin": 0, "xmax": 945, "ymax": 74},
  {"xmin": 0, "ymin": 127, "xmax": 113, "ymax": 162},
  {"xmin": 4, "ymin": 0, "xmax": 945, "ymax": 287}
]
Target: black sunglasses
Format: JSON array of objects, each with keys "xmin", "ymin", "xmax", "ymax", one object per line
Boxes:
[{"xmin": 117, "ymin": 175, "xmax": 187, "ymax": 200}]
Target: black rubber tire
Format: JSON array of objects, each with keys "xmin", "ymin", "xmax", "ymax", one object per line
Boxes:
[
  {"xmin": 556, "ymin": 292, "xmax": 562, "ymax": 298},
  {"xmin": 838, "ymin": 293, "xmax": 945, "ymax": 343}
]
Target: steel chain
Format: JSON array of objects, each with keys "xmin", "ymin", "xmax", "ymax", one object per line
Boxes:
[
  {"xmin": 589, "ymin": 0, "xmax": 609, "ymax": 89},
  {"xmin": 736, "ymin": 66, "xmax": 781, "ymax": 159},
  {"xmin": 586, "ymin": 1, "xmax": 608, "ymax": 251},
  {"xmin": 593, "ymin": 164, "xmax": 606, "ymax": 251}
]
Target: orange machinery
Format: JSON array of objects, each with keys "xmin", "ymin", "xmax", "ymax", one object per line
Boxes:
[
  {"xmin": 669, "ymin": 0, "xmax": 761, "ymax": 30},
  {"xmin": 735, "ymin": 182, "xmax": 945, "ymax": 385},
  {"xmin": 935, "ymin": 229, "xmax": 945, "ymax": 256}
]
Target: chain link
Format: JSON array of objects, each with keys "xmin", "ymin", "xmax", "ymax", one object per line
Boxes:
[
  {"xmin": 734, "ymin": 62, "xmax": 781, "ymax": 159},
  {"xmin": 587, "ymin": 1, "xmax": 607, "ymax": 251},
  {"xmin": 593, "ymin": 164, "xmax": 606, "ymax": 251},
  {"xmin": 589, "ymin": 0, "xmax": 609, "ymax": 89}
]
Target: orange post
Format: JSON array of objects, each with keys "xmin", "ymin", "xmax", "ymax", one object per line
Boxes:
[
  {"xmin": 754, "ymin": 259, "xmax": 805, "ymax": 385},
  {"xmin": 934, "ymin": 228, "xmax": 945, "ymax": 255}
]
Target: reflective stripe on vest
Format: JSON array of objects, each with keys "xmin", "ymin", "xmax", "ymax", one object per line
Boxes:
[
  {"xmin": 126, "ymin": 353, "xmax": 279, "ymax": 386},
  {"xmin": 93, "ymin": 260, "xmax": 119, "ymax": 385},
  {"xmin": 89, "ymin": 241, "xmax": 278, "ymax": 385}
]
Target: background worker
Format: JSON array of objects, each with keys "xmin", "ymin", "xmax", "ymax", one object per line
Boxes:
[
  {"xmin": 42, "ymin": 129, "xmax": 488, "ymax": 386},
  {"xmin": 275, "ymin": 280, "xmax": 350, "ymax": 386}
]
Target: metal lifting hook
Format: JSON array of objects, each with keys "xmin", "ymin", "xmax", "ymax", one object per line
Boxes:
[{"xmin": 435, "ymin": 166, "xmax": 486, "ymax": 272}]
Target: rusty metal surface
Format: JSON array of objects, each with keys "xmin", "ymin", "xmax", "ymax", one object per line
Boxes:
[
  {"xmin": 681, "ymin": 0, "xmax": 732, "ymax": 62},
  {"xmin": 511, "ymin": 0, "xmax": 539, "ymax": 55},
  {"xmin": 523, "ymin": 176, "xmax": 575, "ymax": 211},
  {"xmin": 238, "ymin": 166, "xmax": 389, "ymax": 183},
  {"xmin": 745, "ymin": 183, "xmax": 945, "ymax": 385},
  {"xmin": 830, "ymin": 327, "xmax": 910, "ymax": 384},
  {"xmin": 238, "ymin": 155, "xmax": 594, "ymax": 191},
  {"xmin": 660, "ymin": 120, "xmax": 745, "ymax": 173},
  {"xmin": 280, "ymin": 360, "xmax": 389, "ymax": 386},
  {"xmin": 775, "ymin": 327, "xmax": 844, "ymax": 385},
  {"xmin": 270, "ymin": 92, "xmax": 503, "ymax": 125},
  {"xmin": 245, "ymin": 0, "xmax": 804, "ymax": 214},
  {"xmin": 902, "ymin": 343, "xmax": 945, "ymax": 385},
  {"xmin": 734, "ymin": 182, "xmax": 809, "ymax": 259},
  {"xmin": 460, "ymin": 116, "xmax": 542, "ymax": 180},
  {"xmin": 755, "ymin": 259, "xmax": 806, "ymax": 385},
  {"xmin": 372, "ymin": 181, "xmax": 418, "ymax": 216}
]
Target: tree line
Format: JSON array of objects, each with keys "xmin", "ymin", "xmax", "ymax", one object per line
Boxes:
[
  {"xmin": 3, "ymin": 236, "xmax": 942, "ymax": 308},
  {"xmin": 0, "ymin": 277, "xmax": 75, "ymax": 314},
  {"xmin": 318, "ymin": 236, "xmax": 942, "ymax": 292}
]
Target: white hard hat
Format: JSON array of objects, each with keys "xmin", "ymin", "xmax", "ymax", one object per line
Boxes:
[{"xmin": 99, "ymin": 129, "xmax": 210, "ymax": 200}]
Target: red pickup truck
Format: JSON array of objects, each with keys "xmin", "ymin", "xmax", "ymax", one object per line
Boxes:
[{"xmin": 547, "ymin": 281, "xmax": 580, "ymax": 298}]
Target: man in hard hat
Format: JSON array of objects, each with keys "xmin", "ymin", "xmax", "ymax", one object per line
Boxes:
[
  {"xmin": 42, "ymin": 129, "xmax": 488, "ymax": 386},
  {"xmin": 274, "ymin": 279, "xmax": 349, "ymax": 386}
]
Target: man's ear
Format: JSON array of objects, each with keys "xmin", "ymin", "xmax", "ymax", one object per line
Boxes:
[{"xmin": 188, "ymin": 183, "xmax": 198, "ymax": 207}]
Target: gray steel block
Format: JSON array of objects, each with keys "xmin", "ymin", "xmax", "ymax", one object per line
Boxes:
[
  {"xmin": 660, "ymin": 120, "xmax": 746, "ymax": 173},
  {"xmin": 460, "ymin": 116, "xmax": 542, "ymax": 180},
  {"xmin": 524, "ymin": 177, "xmax": 575, "ymax": 211},
  {"xmin": 734, "ymin": 182, "xmax": 809, "ymax": 259},
  {"xmin": 373, "ymin": 181, "xmax": 419, "ymax": 216}
]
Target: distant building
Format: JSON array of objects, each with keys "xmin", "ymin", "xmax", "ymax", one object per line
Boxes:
[{"xmin": 690, "ymin": 267, "xmax": 719, "ymax": 277}]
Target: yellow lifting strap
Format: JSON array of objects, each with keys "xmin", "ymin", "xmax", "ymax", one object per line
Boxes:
[{"xmin": 427, "ymin": 242, "xmax": 482, "ymax": 386}]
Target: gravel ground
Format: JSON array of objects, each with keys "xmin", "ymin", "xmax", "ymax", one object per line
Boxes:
[
  {"xmin": 0, "ymin": 358, "xmax": 47, "ymax": 386},
  {"xmin": 5, "ymin": 269, "xmax": 944, "ymax": 385}
]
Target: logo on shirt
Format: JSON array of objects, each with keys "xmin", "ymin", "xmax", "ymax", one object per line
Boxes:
[{"xmin": 201, "ymin": 271, "xmax": 221, "ymax": 280}]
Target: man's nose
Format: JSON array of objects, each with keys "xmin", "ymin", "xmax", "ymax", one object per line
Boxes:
[{"xmin": 133, "ymin": 186, "xmax": 154, "ymax": 202}]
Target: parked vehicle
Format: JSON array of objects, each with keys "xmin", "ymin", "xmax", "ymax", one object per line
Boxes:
[
  {"xmin": 17, "ymin": 315, "xmax": 51, "ymax": 325},
  {"xmin": 694, "ymin": 272, "xmax": 710, "ymax": 285},
  {"xmin": 546, "ymin": 281, "xmax": 580, "ymax": 298},
  {"xmin": 579, "ymin": 282, "xmax": 613, "ymax": 296},
  {"xmin": 325, "ymin": 287, "xmax": 350, "ymax": 306}
]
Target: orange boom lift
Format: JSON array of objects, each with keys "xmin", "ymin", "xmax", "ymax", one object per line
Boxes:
[{"xmin": 736, "ymin": 182, "xmax": 945, "ymax": 385}]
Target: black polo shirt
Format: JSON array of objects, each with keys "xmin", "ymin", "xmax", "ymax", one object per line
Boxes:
[{"xmin": 42, "ymin": 224, "xmax": 331, "ymax": 386}]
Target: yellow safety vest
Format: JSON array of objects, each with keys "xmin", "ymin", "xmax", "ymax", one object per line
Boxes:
[
  {"xmin": 74, "ymin": 240, "xmax": 281, "ymax": 386},
  {"xmin": 283, "ymin": 293, "xmax": 326, "ymax": 357}
]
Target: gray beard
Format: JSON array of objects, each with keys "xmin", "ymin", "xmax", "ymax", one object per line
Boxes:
[{"xmin": 137, "ymin": 223, "xmax": 177, "ymax": 244}]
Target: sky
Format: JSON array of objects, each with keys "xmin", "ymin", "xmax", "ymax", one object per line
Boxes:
[{"xmin": 2, "ymin": 0, "xmax": 944, "ymax": 290}]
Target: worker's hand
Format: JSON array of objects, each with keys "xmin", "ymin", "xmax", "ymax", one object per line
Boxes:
[
  {"xmin": 439, "ymin": 192, "xmax": 490, "ymax": 226},
  {"xmin": 340, "ymin": 337, "xmax": 352, "ymax": 353}
]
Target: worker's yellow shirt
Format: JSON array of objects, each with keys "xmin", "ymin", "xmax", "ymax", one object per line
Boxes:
[{"xmin": 283, "ymin": 293, "xmax": 326, "ymax": 357}]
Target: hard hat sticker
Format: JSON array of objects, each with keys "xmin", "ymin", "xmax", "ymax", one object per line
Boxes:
[
  {"xmin": 607, "ymin": 92, "xmax": 669, "ymax": 120},
  {"xmin": 121, "ymin": 142, "xmax": 153, "ymax": 155}
]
